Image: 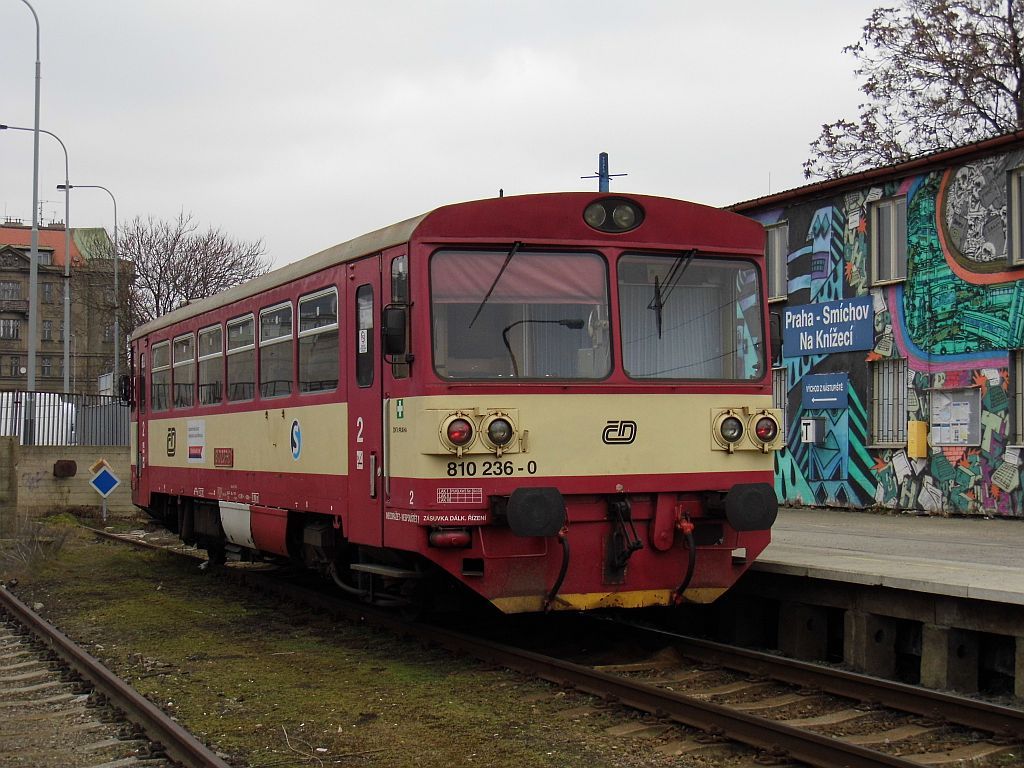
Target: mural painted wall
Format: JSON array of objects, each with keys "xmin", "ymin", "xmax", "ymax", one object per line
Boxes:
[{"xmin": 749, "ymin": 147, "xmax": 1024, "ymax": 517}]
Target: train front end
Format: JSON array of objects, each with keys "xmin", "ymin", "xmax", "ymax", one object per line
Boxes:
[{"xmin": 386, "ymin": 193, "xmax": 782, "ymax": 612}]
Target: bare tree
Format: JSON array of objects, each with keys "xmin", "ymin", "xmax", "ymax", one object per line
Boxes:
[
  {"xmin": 117, "ymin": 212, "xmax": 269, "ymax": 329},
  {"xmin": 805, "ymin": 0, "xmax": 1024, "ymax": 179}
]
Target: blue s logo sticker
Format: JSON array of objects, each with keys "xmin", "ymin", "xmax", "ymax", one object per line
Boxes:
[{"xmin": 290, "ymin": 419, "xmax": 302, "ymax": 460}]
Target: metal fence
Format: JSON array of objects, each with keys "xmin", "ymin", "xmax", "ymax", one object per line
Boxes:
[{"xmin": 0, "ymin": 390, "xmax": 129, "ymax": 446}]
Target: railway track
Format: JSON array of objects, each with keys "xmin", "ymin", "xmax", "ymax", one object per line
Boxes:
[
  {"xmin": 0, "ymin": 583, "xmax": 231, "ymax": 768},
  {"xmin": 94, "ymin": 526, "xmax": 1024, "ymax": 768}
]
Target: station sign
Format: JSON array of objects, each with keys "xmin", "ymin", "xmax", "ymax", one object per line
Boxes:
[
  {"xmin": 783, "ymin": 296, "xmax": 874, "ymax": 356},
  {"xmin": 801, "ymin": 372, "xmax": 849, "ymax": 410}
]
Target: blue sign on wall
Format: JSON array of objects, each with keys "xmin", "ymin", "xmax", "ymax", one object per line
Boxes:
[
  {"xmin": 783, "ymin": 296, "xmax": 874, "ymax": 356},
  {"xmin": 802, "ymin": 373, "xmax": 849, "ymax": 409}
]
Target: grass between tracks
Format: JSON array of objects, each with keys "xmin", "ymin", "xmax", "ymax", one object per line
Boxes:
[{"xmin": 1, "ymin": 516, "xmax": 668, "ymax": 768}]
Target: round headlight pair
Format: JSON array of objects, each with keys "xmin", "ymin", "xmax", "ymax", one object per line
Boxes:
[{"xmin": 583, "ymin": 197, "xmax": 644, "ymax": 233}]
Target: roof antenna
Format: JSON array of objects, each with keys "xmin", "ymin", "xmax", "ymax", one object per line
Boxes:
[
  {"xmin": 499, "ymin": 188, "xmax": 504, "ymax": 198},
  {"xmin": 581, "ymin": 152, "xmax": 627, "ymax": 192}
]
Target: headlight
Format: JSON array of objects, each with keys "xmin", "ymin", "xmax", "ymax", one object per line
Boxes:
[
  {"xmin": 582, "ymin": 197, "xmax": 644, "ymax": 233},
  {"xmin": 486, "ymin": 417, "xmax": 514, "ymax": 447},
  {"xmin": 719, "ymin": 416, "xmax": 744, "ymax": 443}
]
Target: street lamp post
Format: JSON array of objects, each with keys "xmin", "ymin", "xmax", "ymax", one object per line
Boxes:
[
  {"xmin": 58, "ymin": 184, "xmax": 118, "ymax": 388},
  {"xmin": 13, "ymin": 0, "xmax": 42, "ymax": 442},
  {"xmin": 0, "ymin": 123, "xmax": 71, "ymax": 393}
]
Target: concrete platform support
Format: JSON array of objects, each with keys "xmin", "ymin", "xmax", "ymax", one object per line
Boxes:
[
  {"xmin": 1016, "ymin": 636, "xmax": 1024, "ymax": 700},
  {"xmin": 844, "ymin": 611, "xmax": 897, "ymax": 678},
  {"xmin": 778, "ymin": 601, "xmax": 828, "ymax": 661},
  {"xmin": 715, "ymin": 595, "xmax": 773, "ymax": 647},
  {"xmin": 921, "ymin": 624, "xmax": 978, "ymax": 693}
]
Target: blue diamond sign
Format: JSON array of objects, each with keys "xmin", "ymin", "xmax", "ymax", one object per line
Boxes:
[{"xmin": 90, "ymin": 467, "xmax": 120, "ymax": 498}]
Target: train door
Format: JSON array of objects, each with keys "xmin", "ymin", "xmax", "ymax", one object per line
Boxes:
[
  {"xmin": 135, "ymin": 340, "xmax": 149, "ymax": 503},
  {"xmin": 345, "ymin": 255, "xmax": 384, "ymax": 546}
]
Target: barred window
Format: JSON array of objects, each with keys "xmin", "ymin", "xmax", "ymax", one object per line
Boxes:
[
  {"xmin": 772, "ymin": 366, "xmax": 787, "ymax": 443},
  {"xmin": 765, "ymin": 223, "xmax": 788, "ymax": 301},
  {"xmin": 1012, "ymin": 350, "xmax": 1024, "ymax": 444},
  {"xmin": 198, "ymin": 325, "xmax": 223, "ymax": 405},
  {"xmin": 227, "ymin": 315, "xmax": 255, "ymax": 402},
  {"xmin": 172, "ymin": 334, "xmax": 195, "ymax": 408},
  {"xmin": 870, "ymin": 357, "xmax": 908, "ymax": 444},
  {"xmin": 260, "ymin": 303, "xmax": 293, "ymax": 398},
  {"xmin": 151, "ymin": 341, "xmax": 171, "ymax": 412},
  {"xmin": 298, "ymin": 289, "xmax": 338, "ymax": 393},
  {"xmin": 870, "ymin": 196, "xmax": 907, "ymax": 283}
]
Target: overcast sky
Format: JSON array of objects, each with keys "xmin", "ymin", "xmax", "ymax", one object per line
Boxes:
[{"xmin": 1, "ymin": 1, "xmax": 878, "ymax": 268}]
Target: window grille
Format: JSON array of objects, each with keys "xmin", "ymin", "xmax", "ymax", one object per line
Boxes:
[
  {"xmin": 772, "ymin": 366, "xmax": 787, "ymax": 442},
  {"xmin": 1009, "ymin": 169, "xmax": 1024, "ymax": 265},
  {"xmin": 871, "ymin": 357, "xmax": 908, "ymax": 444}
]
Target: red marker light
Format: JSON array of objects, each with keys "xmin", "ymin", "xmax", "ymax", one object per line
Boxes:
[
  {"xmin": 754, "ymin": 416, "xmax": 778, "ymax": 442},
  {"xmin": 447, "ymin": 418, "xmax": 474, "ymax": 446}
]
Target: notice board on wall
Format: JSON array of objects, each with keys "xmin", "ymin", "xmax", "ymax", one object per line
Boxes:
[{"xmin": 929, "ymin": 387, "xmax": 981, "ymax": 447}]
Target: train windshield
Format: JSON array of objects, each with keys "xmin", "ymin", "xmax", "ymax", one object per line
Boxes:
[
  {"xmin": 618, "ymin": 253, "xmax": 764, "ymax": 380},
  {"xmin": 431, "ymin": 249, "xmax": 611, "ymax": 379}
]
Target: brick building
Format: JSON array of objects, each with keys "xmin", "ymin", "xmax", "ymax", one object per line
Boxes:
[{"xmin": 0, "ymin": 220, "xmax": 126, "ymax": 394}]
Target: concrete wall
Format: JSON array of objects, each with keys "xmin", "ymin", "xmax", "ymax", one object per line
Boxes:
[{"xmin": 7, "ymin": 444, "xmax": 134, "ymax": 520}]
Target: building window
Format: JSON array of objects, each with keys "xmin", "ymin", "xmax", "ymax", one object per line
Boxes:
[
  {"xmin": 198, "ymin": 325, "xmax": 223, "ymax": 405},
  {"xmin": 151, "ymin": 341, "xmax": 171, "ymax": 412},
  {"xmin": 260, "ymin": 303, "xmax": 293, "ymax": 398},
  {"xmin": 41, "ymin": 357, "xmax": 51, "ymax": 376},
  {"xmin": 0, "ymin": 319, "xmax": 21, "ymax": 340},
  {"xmin": 765, "ymin": 223, "xmax": 788, "ymax": 301},
  {"xmin": 41, "ymin": 282, "xmax": 53, "ymax": 303},
  {"xmin": 1012, "ymin": 350, "xmax": 1024, "ymax": 444},
  {"xmin": 42, "ymin": 320, "xmax": 52, "ymax": 341},
  {"xmin": 298, "ymin": 288, "xmax": 338, "ymax": 393},
  {"xmin": 172, "ymin": 334, "xmax": 195, "ymax": 408},
  {"xmin": 870, "ymin": 357, "xmax": 908, "ymax": 444},
  {"xmin": 8, "ymin": 356, "xmax": 20, "ymax": 377},
  {"xmin": 772, "ymin": 366, "xmax": 788, "ymax": 443},
  {"xmin": 0, "ymin": 281, "xmax": 20, "ymax": 300},
  {"xmin": 59, "ymin": 321, "xmax": 65, "ymax": 341},
  {"xmin": 38, "ymin": 251, "xmax": 52, "ymax": 266},
  {"xmin": 226, "ymin": 315, "xmax": 255, "ymax": 402},
  {"xmin": 1009, "ymin": 168, "xmax": 1024, "ymax": 265},
  {"xmin": 103, "ymin": 324, "xmax": 113, "ymax": 342},
  {"xmin": 870, "ymin": 196, "xmax": 907, "ymax": 283}
]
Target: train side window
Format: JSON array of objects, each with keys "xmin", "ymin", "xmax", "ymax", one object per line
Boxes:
[
  {"xmin": 151, "ymin": 341, "xmax": 170, "ymax": 412},
  {"xmin": 172, "ymin": 334, "xmax": 195, "ymax": 409},
  {"xmin": 260, "ymin": 303, "xmax": 294, "ymax": 398},
  {"xmin": 298, "ymin": 288, "xmax": 339, "ymax": 393},
  {"xmin": 198, "ymin": 325, "xmax": 224, "ymax": 405},
  {"xmin": 391, "ymin": 255, "xmax": 409, "ymax": 380},
  {"xmin": 356, "ymin": 284, "xmax": 374, "ymax": 387},
  {"xmin": 226, "ymin": 315, "xmax": 256, "ymax": 402}
]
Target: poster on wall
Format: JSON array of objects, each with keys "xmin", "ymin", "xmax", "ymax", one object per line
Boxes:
[{"xmin": 929, "ymin": 388, "xmax": 981, "ymax": 447}]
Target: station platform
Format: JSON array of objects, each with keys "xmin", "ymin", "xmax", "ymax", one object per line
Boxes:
[{"xmin": 756, "ymin": 507, "xmax": 1024, "ymax": 606}]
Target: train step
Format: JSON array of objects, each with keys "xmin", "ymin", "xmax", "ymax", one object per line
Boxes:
[{"xmin": 349, "ymin": 563, "xmax": 422, "ymax": 579}]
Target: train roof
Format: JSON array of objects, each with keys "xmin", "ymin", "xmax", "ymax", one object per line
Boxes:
[
  {"xmin": 131, "ymin": 212, "xmax": 428, "ymax": 339},
  {"xmin": 132, "ymin": 192, "xmax": 762, "ymax": 340}
]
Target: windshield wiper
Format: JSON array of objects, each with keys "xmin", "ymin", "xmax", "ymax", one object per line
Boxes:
[
  {"xmin": 469, "ymin": 241, "xmax": 522, "ymax": 328},
  {"xmin": 647, "ymin": 248, "xmax": 697, "ymax": 338}
]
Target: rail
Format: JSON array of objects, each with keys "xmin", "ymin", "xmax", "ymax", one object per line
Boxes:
[{"xmin": 0, "ymin": 584, "xmax": 231, "ymax": 768}]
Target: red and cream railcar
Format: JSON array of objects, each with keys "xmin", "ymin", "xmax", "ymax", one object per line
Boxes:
[{"xmin": 129, "ymin": 193, "xmax": 782, "ymax": 613}]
